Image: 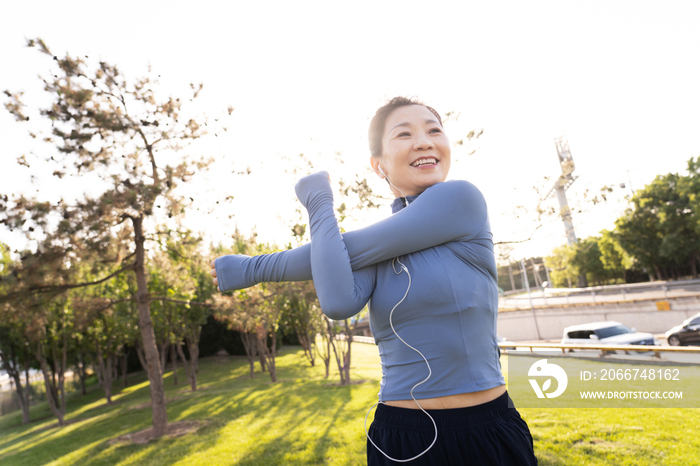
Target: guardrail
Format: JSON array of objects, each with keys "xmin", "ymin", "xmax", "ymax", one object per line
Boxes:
[
  {"xmin": 336, "ymin": 334, "xmax": 375, "ymax": 344},
  {"xmin": 499, "ymin": 287, "xmax": 700, "ymax": 310},
  {"xmin": 0, "ymin": 371, "xmax": 46, "ymax": 393},
  {"xmin": 503, "ymin": 277, "xmax": 700, "ymax": 297},
  {"xmin": 498, "ymin": 342, "xmax": 700, "ymax": 358}
]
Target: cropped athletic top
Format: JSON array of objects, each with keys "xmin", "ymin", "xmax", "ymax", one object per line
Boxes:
[{"xmin": 215, "ymin": 171, "xmax": 505, "ymax": 401}]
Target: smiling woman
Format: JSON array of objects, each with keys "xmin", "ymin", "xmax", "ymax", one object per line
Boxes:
[
  {"xmin": 368, "ymin": 97, "xmax": 452, "ymax": 199},
  {"xmin": 211, "ymin": 96, "xmax": 538, "ymax": 465}
]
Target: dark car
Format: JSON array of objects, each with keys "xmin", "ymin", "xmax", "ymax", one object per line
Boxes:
[{"xmin": 665, "ymin": 313, "xmax": 700, "ymax": 346}]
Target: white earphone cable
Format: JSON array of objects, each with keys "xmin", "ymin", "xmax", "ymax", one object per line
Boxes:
[
  {"xmin": 380, "ymin": 166, "xmax": 410, "ymax": 207},
  {"xmin": 364, "ymin": 257, "xmax": 438, "ymax": 463}
]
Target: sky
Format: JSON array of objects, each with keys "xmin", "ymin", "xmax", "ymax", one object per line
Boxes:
[{"xmin": 2, "ymin": 0, "xmax": 700, "ymax": 262}]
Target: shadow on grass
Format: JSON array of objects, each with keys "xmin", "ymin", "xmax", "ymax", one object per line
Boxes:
[{"xmin": 0, "ymin": 346, "xmax": 374, "ymax": 466}]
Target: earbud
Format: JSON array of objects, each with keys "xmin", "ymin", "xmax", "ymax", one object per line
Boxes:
[{"xmin": 378, "ymin": 165, "xmax": 387, "ymax": 177}]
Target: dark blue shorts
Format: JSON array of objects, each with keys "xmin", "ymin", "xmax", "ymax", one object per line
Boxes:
[{"xmin": 367, "ymin": 391, "xmax": 537, "ymax": 465}]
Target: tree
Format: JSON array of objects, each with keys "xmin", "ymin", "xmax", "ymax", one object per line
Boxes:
[
  {"xmin": 598, "ymin": 229, "xmax": 634, "ymax": 283},
  {"xmin": 315, "ymin": 313, "xmax": 337, "ymax": 378},
  {"xmin": 147, "ymin": 231, "xmax": 210, "ymax": 391},
  {"xmin": 1, "ymin": 39, "xmax": 225, "ymax": 437},
  {"xmin": 545, "ymin": 245, "xmax": 578, "ymax": 288},
  {"xmin": 679, "ymin": 156, "xmax": 700, "ymax": 277},
  {"xmin": 33, "ymin": 295, "xmax": 73, "ymax": 426},
  {"xmin": 171, "ymin": 235, "xmax": 214, "ymax": 391},
  {"xmin": 615, "ymin": 171, "xmax": 698, "ymax": 281},
  {"xmin": 278, "ymin": 280, "xmax": 321, "ymax": 367},
  {"xmin": 0, "ymin": 264, "xmax": 34, "ymax": 426},
  {"xmin": 0, "ymin": 246, "xmax": 33, "ymax": 424},
  {"xmin": 211, "ymin": 234, "xmax": 285, "ymax": 383},
  {"xmin": 213, "ymin": 292, "xmax": 259, "ymax": 378},
  {"xmin": 569, "ymin": 237, "xmax": 608, "ymax": 286}
]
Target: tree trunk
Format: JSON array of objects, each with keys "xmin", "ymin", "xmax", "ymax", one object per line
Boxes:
[
  {"xmin": 176, "ymin": 342, "xmax": 197, "ymax": 391},
  {"xmin": 122, "ymin": 350, "xmax": 129, "ymax": 388},
  {"xmin": 654, "ymin": 264, "xmax": 663, "ymax": 281},
  {"xmin": 77, "ymin": 354, "xmax": 87, "ymax": 395},
  {"xmin": 297, "ymin": 330, "xmax": 315, "ymax": 367},
  {"xmin": 316, "ymin": 316, "xmax": 335, "ymax": 378},
  {"xmin": 0, "ymin": 350, "xmax": 30, "ymax": 425},
  {"xmin": 267, "ymin": 331, "xmax": 277, "ymax": 383},
  {"xmin": 691, "ymin": 252, "xmax": 700, "ymax": 279},
  {"xmin": 186, "ymin": 327, "xmax": 200, "ymax": 375},
  {"xmin": 240, "ymin": 331, "xmax": 257, "ymax": 378},
  {"xmin": 170, "ymin": 343, "xmax": 178, "ymax": 385},
  {"xmin": 58, "ymin": 333, "xmax": 67, "ymax": 421},
  {"xmin": 343, "ymin": 320, "xmax": 353, "ymax": 384},
  {"xmin": 95, "ymin": 346, "xmax": 113, "ymax": 404},
  {"xmin": 257, "ymin": 329, "xmax": 277, "ymax": 383},
  {"xmin": 133, "ymin": 216, "xmax": 168, "ymax": 438},
  {"xmin": 322, "ymin": 333, "xmax": 331, "ymax": 378},
  {"xmin": 257, "ymin": 338, "xmax": 267, "ymax": 372},
  {"xmin": 35, "ymin": 342, "xmax": 65, "ymax": 426},
  {"xmin": 330, "ymin": 336, "xmax": 345, "ymax": 385},
  {"xmin": 24, "ymin": 357, "xmax": 30, "ymax": 393},
  {"xmin": 577, "ymin": 274, "xmax": 588, "ymax": 288},
  {"xmin": 159, "ymin": 342, "xmax": 168, "ymax": 377},
  {"xmin": 136, "ymin": 343, "xmax": 147, "ymax": 373}
]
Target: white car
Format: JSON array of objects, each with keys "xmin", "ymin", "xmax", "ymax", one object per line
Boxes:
[{"xmin": 561, "ymin": 321, "xmax": 658, "ymax": 346}]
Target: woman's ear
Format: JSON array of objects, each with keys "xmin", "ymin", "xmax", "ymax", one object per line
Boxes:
[{"xmin": 370, "ymin": 157, "xmax": 384, "ymax": 179}]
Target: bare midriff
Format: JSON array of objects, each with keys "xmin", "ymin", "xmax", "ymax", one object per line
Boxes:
[{"xmin": 383, "ymin": 384, "xmax": 506, "ymax": 410}]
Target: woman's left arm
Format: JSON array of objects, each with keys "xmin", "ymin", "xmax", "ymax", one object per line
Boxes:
[
  {"xmin": 294, "ymin": 172, "xmax": 376, "ymax": 319},
  {"xmin": 294, "ymin": 171, "xmax": 488, "ymax": 317},
  {"xmin": 214, "ymin": 173, "xmax": 488, "ymax": 294}
]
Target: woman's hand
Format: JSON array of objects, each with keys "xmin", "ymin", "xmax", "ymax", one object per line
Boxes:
[{"xmin": 294, "ymin": 171, "xmax": 333, "ymax": 209}]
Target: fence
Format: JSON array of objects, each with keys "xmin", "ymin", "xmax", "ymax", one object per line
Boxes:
[
  {"xmin": 0, "ymin": 370, "xmax": 76, "ymax": 417},
  {"xmin": 498, "ymin": 341, "xmax": 700, "ymax": 358},
  {"xmin": 500, "ymin": 278, "xmax": 700, "ymax": 310}
]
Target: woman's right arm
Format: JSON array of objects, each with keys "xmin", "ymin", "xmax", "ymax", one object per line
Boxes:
[
  {"xmin": 214, "ymin": 240, "xmax": 376, "ymax": 320},
  {"xmin": 214, "ymin": 244, "xmax": 313, "ymax": 292}
]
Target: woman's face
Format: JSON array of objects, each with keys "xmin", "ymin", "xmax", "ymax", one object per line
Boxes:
[{"xmin": 371, "ymin": 105, "xmax": 451, "ymax": 198}]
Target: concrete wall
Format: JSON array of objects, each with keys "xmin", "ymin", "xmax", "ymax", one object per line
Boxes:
[{"xmin": 497, "ymin": 295, "xmax": 700, "ymax": 341}]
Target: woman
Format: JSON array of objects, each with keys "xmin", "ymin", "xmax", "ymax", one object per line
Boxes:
[{"xmin": 211, "ymin": 96, "xmax": 537, "ymax": 465}]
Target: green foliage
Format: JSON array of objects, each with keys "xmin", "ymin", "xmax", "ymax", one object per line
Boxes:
[
  {"xmin": 546, "ymin": 156, "xmax": 700, "ymax": 285},
  {"xmin": 597, "ymin": 229, "xmax": 634, "ymax": 282},
  {"xmin": 615, "ymin": 165, "xmax": 700, "ymax": 280},
  {"xmin": 545, "ymin": 245, "xmax": 578, "ymax": 288}
]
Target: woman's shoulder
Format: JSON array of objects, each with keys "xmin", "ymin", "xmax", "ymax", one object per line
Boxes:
[{"xmin": 424, "ymin": 180, "xmax": 486, "ymax": 204}]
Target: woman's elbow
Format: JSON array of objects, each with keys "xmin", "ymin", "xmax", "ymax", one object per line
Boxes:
[{"xmin": 320, "ymin": 299, "xmax": 363, "ymax": 321}]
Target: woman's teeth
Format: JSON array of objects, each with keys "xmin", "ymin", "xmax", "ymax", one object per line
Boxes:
[{"xmin": 411, "ymin": 158, "xmax": 437, "ymax": 167}]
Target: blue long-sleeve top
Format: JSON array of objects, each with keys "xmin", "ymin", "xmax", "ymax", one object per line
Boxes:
[{"xmin": 215, "ymin": 171, "xmax": 505, "ymax": 401}]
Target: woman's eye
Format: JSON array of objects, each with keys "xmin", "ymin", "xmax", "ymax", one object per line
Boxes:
[
  {"xmin": 429, "ymin": 128, "xmax": 442, "ymax": 134},
  {"xmin": 397, "ymin": 132, "xmax": 410, "ymax": 137}
]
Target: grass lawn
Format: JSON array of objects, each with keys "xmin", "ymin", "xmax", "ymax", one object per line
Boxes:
[{"xmin": 0, "ymin": 344, "xmax": 698, "ymax": 465}]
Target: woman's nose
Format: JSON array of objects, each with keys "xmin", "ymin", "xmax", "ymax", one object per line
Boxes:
[{"xmin": 413, "ymin": 133, "xmax": 434, "ymax": 150}]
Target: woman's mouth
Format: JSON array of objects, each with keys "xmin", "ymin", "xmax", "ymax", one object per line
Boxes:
[{"xmin": 411, "ymin": 157, "xmax": 438, "ymax": 168}]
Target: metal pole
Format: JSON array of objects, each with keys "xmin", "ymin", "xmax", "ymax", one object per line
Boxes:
[
  {"xmin": 508, "ymin": 262, "xmax": 516, "ymax": 292},
  {"xmin": 543, "ymin": 262, "xmax": 552, "ymax": 285},
  {"xmin": 556, "ymin": 184, "xmax": 578, "ymax": 246},
  {"xmin": 530, "ymin": 258, "xmax": 542, "ymax": 288},
  {"xmin": 521, "ymin": 258, "xmax": 542, "ymax": 340}
]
